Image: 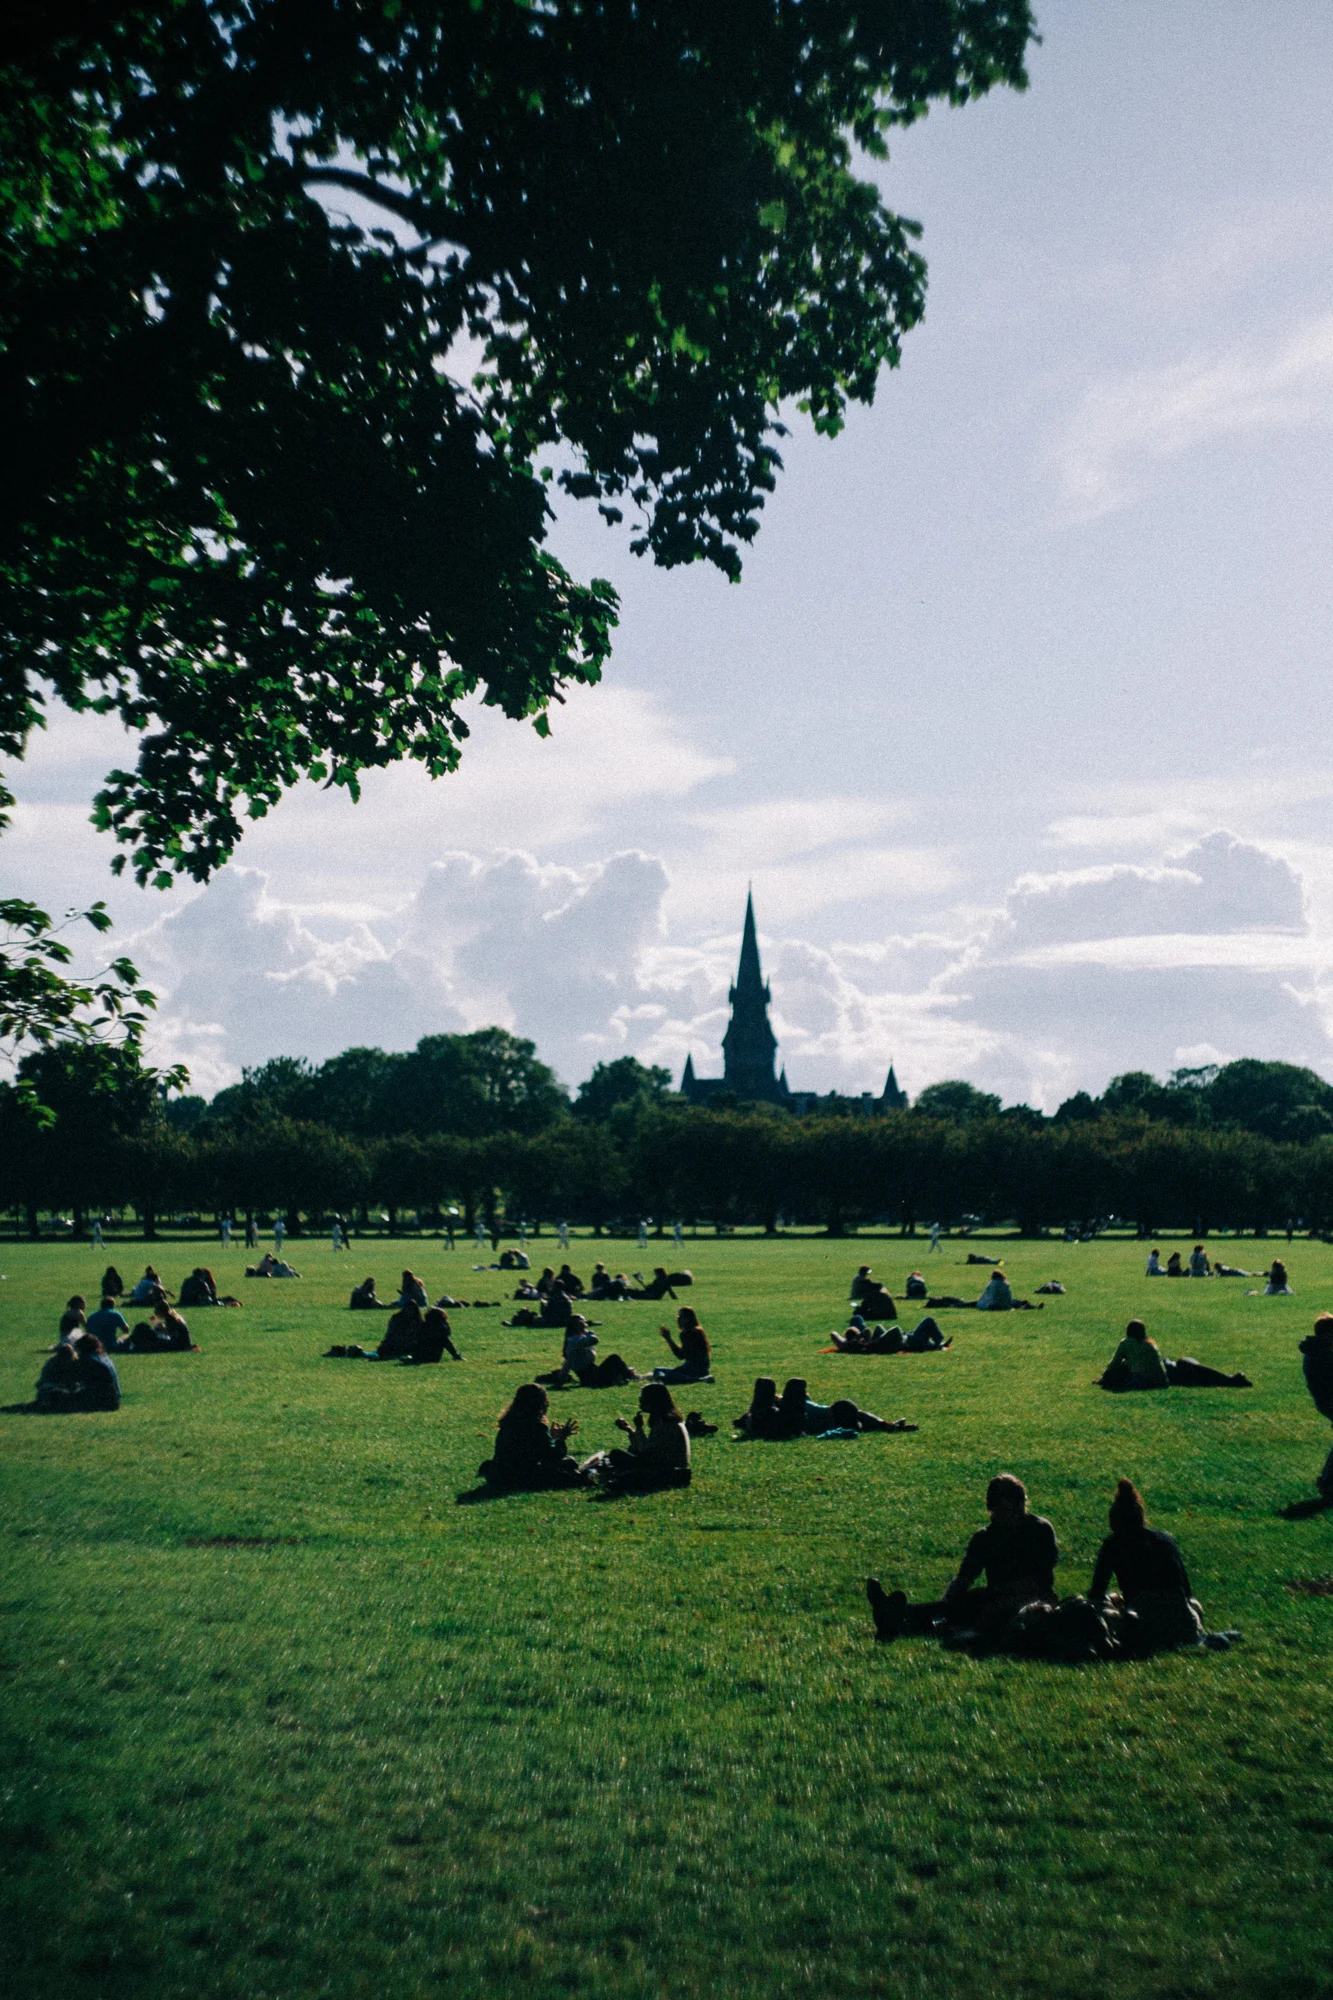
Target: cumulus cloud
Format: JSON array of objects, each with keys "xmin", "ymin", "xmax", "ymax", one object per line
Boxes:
[
  {"xmin": 1051, "ymin": 311, "xmax": 1333, "ymax": 521},
  {"xmin": 128, "ymin": 825, "xmax": 1333, "ymax": 1115}
]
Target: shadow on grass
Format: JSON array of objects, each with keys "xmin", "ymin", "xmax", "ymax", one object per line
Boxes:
[{"xmin": 1280, "ymin": 1495, "xmax": 1333, "ymax": 1519}]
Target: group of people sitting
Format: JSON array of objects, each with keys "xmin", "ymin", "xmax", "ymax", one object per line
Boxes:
[
  {"xmin": 504, "ymin": 1263, "xmax": 692, "ymax": 1328},
  {"xmin": 1098, "ymin": 1320, "xmax": 1251, "ymax": 1391},
  {"xmin": 245, "ymin": 1251, "xmax": 301, "ymax": 1278},
  {"xmin": 537, "ymin": 1307, "xmax": 714, "ymax": 1391},
  {"xmin": 1145, "ymin": 1246, "xmax": 1290, "ymax": 1289},
  {"xmin": 866, "ymin": 1474, "xmax": 1235, "ymax": 1660},
  {"xmin": 327, "ymin": 1300, "xmax": 463, "ymax": 1364},
  {"xmin": 476, "ymin": 1379, "xmax": 696, "ymax": 1495},
  {"xmin": 60, "ymin": 1288, "xmax": 197, "ymax": 1355},
  {"xmin": 848, "ymin": 1262, "xmax": 1042, "ymax": 1319},
  {"xmin": 27, "ymin": 1335, "xmax": 122, "ymax": 1413},
  {"xmin": 734, "ymin": 1376, "xmax": 917, "ymax": 1440}
]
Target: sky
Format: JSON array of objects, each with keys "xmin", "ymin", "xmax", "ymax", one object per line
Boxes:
[{"xmin": 9, "ymin": 1, "xmax": 1333, "ymax": 1108}]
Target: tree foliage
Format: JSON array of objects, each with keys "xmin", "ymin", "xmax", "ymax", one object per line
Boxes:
[{"xmin": 1, "ymin": 0, "xmax": 1034, "ymax": 889}]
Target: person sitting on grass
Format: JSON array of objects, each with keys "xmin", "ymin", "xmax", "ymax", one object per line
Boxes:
[
  {"xmin": 394, "ymin": 1270, "xmax": 428, "ymax": 1309},
  {"xmin": 853, "ymin": 1280, "xmax": 898, "ymax": 1322},
  {"xmin": 539, "ymin": 1318, "xmax": 638, "ymax": 1390},
  {"xmin": 100, "ymin": 1265, "xmax": 125, "ymax": 1299},
  {"xmin": 246, "ymin": 1251, "xmax": 300, "ymax": 1278},
  {"xmin": 904, "ymin": 1271, "xmax": 928, "ymax": 1301},
  {"xmin": 1189, "ymin": 1244, "xmax": 1213, "ymax": 1278},
  {"xmin": 928, "ymin": 1270, "xmax": 1042, "ymax": 1312},
  {"xmin": 1257, "ymin": 1259, "xmax": 1294, "ymax": 1296},
  {"xmin": 370, "ymin": 1300, "xmax": 423, "ymax": 1360},
  {"xmin": 127, "ymin": 1294, "xmax": 196, "ymax": 1351},
  {"xmin": 478, "ymin": 1383, "xmax": 583, "ymax": 1490},
  {"xmin": 349, "ymin": 1276, "xmax": 387, "ymax": 1310},
  {"xmin": 58, "ymin": 1296, "xmax": 87, "ymax": 1344},
  {"xmin": 557, "ymin": 1263, "xmax": 585, "ymax": 1298},
  {"xmin": 179, "ymin": 1267, "xmax": 241, "ymax": 1308},
  {"xmin": 1299, "ymin": 1315, "xmax": 1333, "ymax": 1501},
  {"xmin": 654, "ymin": 1307, "xmax": 712, "ymax": 1383},
  {"xmin": 588, "ymin": 1264, "xmax": 631, "ymax": 1301},
  {"xmin": 1088, "ymin": 1479, "xmax": 1210, "ymax": 1653},
  {"xmin": 1145, "ymin": 1247, "xmax": 1165, "ymax": 1276},
  {"xmin": 74, "ymin": 1333, "xmax": 121, "ymax": 1411},
  {"xmin": 505, "ymin": 1280, "xmax": 579, "ymax": 1330},
  {"xmin": 600, "ymin": 1381, "xmax": 692, "ymax": 1492},
  {"xmin": 1098, "ymin": 1319, "xmax": 1250, "ymax": 1390},
  {"xmin": 832, "ymin": 1316, "xmax": 951, "ymax": 1354},
  {"xmin": 129, "ymin": 1265, "xmax": 167, "ymax": 1304},
  {"xmin": 404, "ymin": 1307, "xmax": 462, "ymax": 1364},
  {"xmin": 86, "ymin": 1295, "xmax": 130, "ymax": 1351},
  {"xmin": 734, "ymin": 1377, "xmax": 782, "ymax": 1437},
  {"xmin": 35, "ymin": 1341, "xmax": 84, "ymax": 1411},
  {"xmin": 867, "ymin": 1473, "xmax": 1059, "ymax": 1646},
  {"xmin": 1165, "ymin": 1251, "xmax": 1186, "ymax": 1277},
  {"xmin": 849, "ymin": 1265, "xmax": 875, "ymax": 1302}
]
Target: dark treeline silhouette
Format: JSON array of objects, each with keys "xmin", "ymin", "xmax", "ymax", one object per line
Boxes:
[{"xmin": 7, "ymin": 1035, "xmax": 1333, "ymax": 1239}]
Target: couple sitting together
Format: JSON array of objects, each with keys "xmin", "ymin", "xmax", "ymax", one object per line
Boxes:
[
  {"xmin": 9, "ymin": 1335, "xmax": 123, "ymax": 1414},
  {"xmin": 867, "ymin": 1475, "xmax": 1235, "ymax": 1659},
  {"xmin": 539, "ymin": 1308, "xmax": 712, "ymax": 1391},
  {"xmin": 327, "ymin": 1300, "xmax": 462, "ymax": 1363},
  {"xmin": 476, "ymin": 1380, "xmax": 693, "ymax": 1495},
  {"xmin": 735, "ymin": 1376, "xmax": 917, "ymax": 1439},
  {"xmin": 1098, "ymin": 1320, "xmax": 1251, "ymax": 1391},
  {"xmin": 59, "ymin": 1288, "xmax": 196, "ymax": 1354},
  {"xmin": 246, "ymin": 1251, "xmax": 300, "ymax": 1278}
]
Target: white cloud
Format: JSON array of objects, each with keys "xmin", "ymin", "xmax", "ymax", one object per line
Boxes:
[{"xmin": 1051, "ymin": 311, "xmax": 1333, "ymax": 521}]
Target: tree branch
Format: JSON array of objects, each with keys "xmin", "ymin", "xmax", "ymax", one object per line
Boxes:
[{"xmin": 301, "ymin": 167, "xmax": 469, "ymax": 253}]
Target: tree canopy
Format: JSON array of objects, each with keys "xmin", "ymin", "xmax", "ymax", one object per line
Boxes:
[{"xmin": 1, "ymin": 0, "xmax": 1034, "ymax": 914}]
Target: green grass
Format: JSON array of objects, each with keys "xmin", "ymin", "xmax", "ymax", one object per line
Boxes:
[{"xmin": 2, "ymin": 1230, "xmax": 1332, "ymax": 2000}]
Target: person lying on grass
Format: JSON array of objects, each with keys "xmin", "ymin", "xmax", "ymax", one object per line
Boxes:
[
  {"xmin": 654, "ymin": 1307, "xmax": 713, "ymax": 1383},
  {"xmin": 246, "ymin": 1252, "xmax": 301, "ymax": 1278},
  {"xmin": 597, "ymin": 1382, "xmax": 692, "ymax": 1492},
  {"xmin": 927, "ymin": 1269, "xmax": 1042, "ymax": 1312},
  {"xmin": 1088, "ymin": 1479, "xmax": 1213, "ymax": 1653},
  {"xmin": 830, "ymin": 1316, "xmax": 951, "ymax": 1354},
  {"xmin": 626, "ymin": 1266, "xmax": 691, "ymax": 1301},
  {"xmin": 1097, "ymin": 1320, "xmax": 1251, "ymax": 1390},
  {"xmin": 867, "ymin": 1472, "xmax": 1058, "ymax": 1646},
  {"xmin": 735, "ymin": 1376, "xmax": 917, "ymax": 1438},
  {"xmin": 478, "ymin": 1383, "xmax": 584, "ymax": 1490},
  {"xmin": 537, "ymin": 1316, "xmax": 639, "ymax": 1390},
  {"xmin": 1211, "ymin": 1260, "xmax": 1253, "ymax": 1277}
]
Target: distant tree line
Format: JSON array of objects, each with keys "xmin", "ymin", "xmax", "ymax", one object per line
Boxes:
[{"xmin": 6, "ymin": 1037, "xmax": 1333, "ymax": 1239}]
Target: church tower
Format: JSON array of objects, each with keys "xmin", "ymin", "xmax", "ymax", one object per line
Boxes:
[{"xmin": 720, "ymin": 890, "xmax": 784, "ymax": 1102}]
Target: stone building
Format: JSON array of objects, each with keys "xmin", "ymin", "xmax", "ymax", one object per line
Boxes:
[{"xmin": 679, "ymin": 891, "xmax": 909, "ymax": 1114}]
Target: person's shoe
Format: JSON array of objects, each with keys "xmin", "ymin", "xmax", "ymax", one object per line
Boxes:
[
  {"xmin": 324, "ymin": 1345, "xmax": 347, "ymax": 1357},
  {"xmin": 866, "ymin": 1578, "xmax": 906, "ymax": 1642},
  {"xmin": 1232, "ymin": 1374, "xmax": 1252, "ymax": 1388}
]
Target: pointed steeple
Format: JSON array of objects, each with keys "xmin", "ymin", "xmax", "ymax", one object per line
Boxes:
[
  {"xmin": 681, "ymin": 1052, "xmax": 697, "ymax": 1089},
  {"xmin": 880, "ymin": 1062, "xmax": 908, "ymax": 1111},
  {"xmin": 722, "ymin": 889, "xmax": 780, "ymax": 1101},
  {"xmin": 732, "ymin": 887, "xmax": 768, "ymax": 1004}
]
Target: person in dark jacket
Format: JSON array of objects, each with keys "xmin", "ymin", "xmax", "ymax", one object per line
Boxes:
[
  {"xmin": 867, "ymin": 1474, "xmax": 1058, "ymax": 1643},
  {"xmin": 372, "ymin": 1301, "xmax": 423, "ymax": 1360},
  {"xmin": 1087, "ymin": 1479, "xmax": 1203, "ymax": 1652},
  {"xmin": 853, "ymin": 1281, "xmax": 898, "ymax": 1323},
  {"xmin": 404, "ymin": 1307, "xmax": 462, "ymax": 1363},
  {"xmin": 74, "ymin": 1334, "xmax": 121, "ymax": 1411},
  {"xmin": 654, "ymin": 1307, "xmax": 712, "ymax": 1382},
  {"xmin": 479, "ymin": 1383, "xmax": 582, "ymax": 1489},
  {"xmin": 35, "ymin": 1342, "xmax": 83, "ymax": 1411},
  {"xmin": 1301, "ymin": 1314, "xmax": 1333, "ymax": 1499},
  {"xmin": 505, "ymin": 1281, "xmax": 576, "ymax": 1330},
  {"xmin": 588, "ymin": 1264, "xmax": 631, "ymax": 1301},
  {"xmin": 349, "ymin": 1277, "xmax": 387, "ymax": 1309},
  {"xmin": 626, "ymin": 1267, "xmax": 690, "ymax": 1302},
  {"xmin": 100, "ymin": 1266, "xmax": 125, "ymax": 1299}
]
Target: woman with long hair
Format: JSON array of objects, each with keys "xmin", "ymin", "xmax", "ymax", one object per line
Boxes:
[
  {"xmin": 1088, "ymin": 1480, "xmax": 1205, "ymax": 1653},
  {"xmin": 479, "ymin": 1383, "xmax": 582, "ymax": 1489},
  {"xmin": 602, "ymin": 1381, "xmax": 691, "ymax": 1490}
]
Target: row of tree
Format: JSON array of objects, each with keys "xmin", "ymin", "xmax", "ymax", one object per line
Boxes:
[{"xmin": 8, "ymin": 1097, "xmax": 1333, "ymax": 1241}]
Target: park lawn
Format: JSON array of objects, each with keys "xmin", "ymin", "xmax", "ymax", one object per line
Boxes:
[{"xmin": 1, "ymin": 1230, "xmax": 1331, "ymax": 2000}]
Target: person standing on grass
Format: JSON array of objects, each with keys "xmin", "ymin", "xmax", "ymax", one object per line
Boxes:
[
  {"xmin": 220, "ymin": 1215, "xmax": 232, "ymax": 1248},
  {"xmin": 867, "ymin": 1473, "xmax": 1058, "ymax": 1644},
  {"xmin": 1300, "ymin": 1315, "xmax": 1333, "ymax": 1500},
  {"xmin": 92, "ymin": 1217, "xmax": 103, "ymax": 1250},
  {"xmin": 929, "ymin": 1223, "xmax": 942, "ymax": 1253},
  {"xmin": 274, "ymin": 1215, "xmax": 286, "ymax": 1256},
  {"xmin": 245, "ymin": 1214, "xmax": 258, "ymax": 1251}
]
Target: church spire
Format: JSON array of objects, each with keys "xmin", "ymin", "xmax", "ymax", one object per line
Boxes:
[{"xmin": 722, "ymin": 889, "xmax": 780, "ymax": 1100}]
